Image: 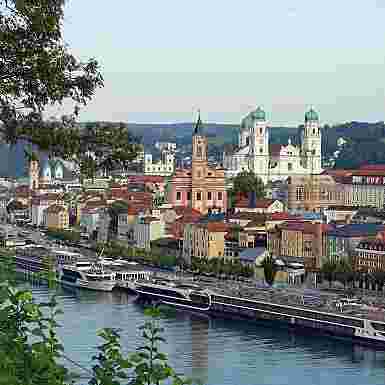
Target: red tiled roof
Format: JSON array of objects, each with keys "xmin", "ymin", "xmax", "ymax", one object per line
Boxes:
[
  {"xmin": 359, "ymin": 164, "xmax": 385, "ymax": 171},
  {"xmin": 127, "ymin": 175, "xmax": 165, "ymax": 184},
  {"xmin": 322, "ymin": 169, "xmax": 354, "ymax": 177},
  {"xmin": 174, "ymin": 206, "xmax": 201, "ymax": 218},
  {"xmin": 351, "ymin": 170, "xmax": 385, "ymax": 177},
  {"xmin": 127, "ymin": 206, "xmax": 140, "ymax": 215},
  {"xmin": 280, "ymin": 221, "xmax": 330, "ymax": 233},
  {"xmin": 206, "ymin": 222, "xmax": 228, "ymax": 233}
]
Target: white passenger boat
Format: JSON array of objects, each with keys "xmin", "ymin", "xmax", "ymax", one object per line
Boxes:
[{"xmin": 58, "ymin": 261, "xmax": 116, "ymax": 292}]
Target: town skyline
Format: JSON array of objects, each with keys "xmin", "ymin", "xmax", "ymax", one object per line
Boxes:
[{"xmin": 47, "ymin": 0, "xmax": 385, "ymax": 125}]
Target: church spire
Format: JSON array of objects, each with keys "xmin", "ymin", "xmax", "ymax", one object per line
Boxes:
[{"xmin": 194, "ymin": 109, "xmax": 203, "ymax": 135}]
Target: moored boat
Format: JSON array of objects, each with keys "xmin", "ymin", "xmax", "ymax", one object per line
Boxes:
[
  {"xmin": 58, "ymin": 261, "xmax": 116, "ymax": 292},
  {"xmin": 133, "ymin": 279, "xmax": 385, "ymax": 347}
]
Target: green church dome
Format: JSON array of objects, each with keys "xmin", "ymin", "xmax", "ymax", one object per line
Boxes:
[
  {"xmin": 252, "ymin": 106, "xmax": 266, "ymax": 121},
  {"xmin": 305, "ymin": 108, "xmax": 319, "ymax": 122}
]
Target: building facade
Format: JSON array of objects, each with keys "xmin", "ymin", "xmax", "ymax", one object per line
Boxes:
[
  {"xmin": 353, "ymin": 240, "xmax": 385, "ymax": 273},
  {"xmin": 45, "ymin": 204, "xmax": 69, "ymax": 230},
  {"xmin": 168, "ymin": 113, "xmax": 227, "ymax": 215},
  {"xmin": 287, "ymin": 174, "xmax": 345, "ymax": 212},
  {"xmin": 144, "ymin": 150, "xmax": 175, "ymax": 176},
  {"xmin": 223, "ymin": 107, "xmax": 322, "ymax": 183},
  {"xmin": 183, "ymin": 221, "xmax": 227, "ymax": 263}
]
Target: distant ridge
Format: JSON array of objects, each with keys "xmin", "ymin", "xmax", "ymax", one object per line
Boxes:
[{"xmin": 2, "ymin": 120, "xmax": 384, "ymax": 177}]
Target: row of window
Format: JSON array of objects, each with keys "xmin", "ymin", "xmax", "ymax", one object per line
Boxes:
[{"xmin": 176, "ymin": 191, "xmax": 223, "ymax": 201}]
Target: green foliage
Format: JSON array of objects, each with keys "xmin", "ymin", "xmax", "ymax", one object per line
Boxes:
[
  {"xmin": 0, "ymin": 286, "xmax": 73, "ymax": 385},
  {"xmin": 261, "ymin": 255, "xmax": 277, "ymax": 286},
  {"xmin": 0, "ymin": 1, "xmax": 139, "ymax": 178},
  {"xmin": 0, "ymin": 248, "xmax": 16, "ymax": 284},
  {"xmin": 46, "ymin": 229, "xmax": 80, "ymax": 243},
  {"xmin": 0, "ymin": 267, "xmax": 196, "ymax": 385},
  {"xmin": 128, "ymin": 306, "xmax": 192, "ymax": 385},
  {"xmin": 228, "ymin": 171, "xmax": 265, "ymax": 207},
  {"xmin": 191, "ymin": 256, "xmax": 254, "ymax": 279},
  {"xmin": 320, "ymin": 259, "xmax": 337, "ymax": 288}
]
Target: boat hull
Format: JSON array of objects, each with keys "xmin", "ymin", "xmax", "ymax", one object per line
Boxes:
[
  {"xmin": 134, "ymin": 290, "xmax": 385, "ymax": 349},
  {"xmin": 59, "ymin": 278, "xmax": 116, "ymax": 292}
]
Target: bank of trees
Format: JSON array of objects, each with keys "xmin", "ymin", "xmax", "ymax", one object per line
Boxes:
[
  {"xmin": 320, "ymin": 258, "xmax": 385, "ymax": 291},
  {"xmin": 47, "ymin": 229, "xmax": 81, "ymax": 243},
  {"xmin": 96, "ymin": 242, "xmax": 177, "ymax": 269},
  {"xmin": 190, "ymin": 257, "xmax": 254, "ymax": 279}
]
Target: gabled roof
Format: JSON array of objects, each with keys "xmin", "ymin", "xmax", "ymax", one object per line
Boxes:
[{"xmin": 205, "ymin": 222, "xmax": 228, "ymax": 233}]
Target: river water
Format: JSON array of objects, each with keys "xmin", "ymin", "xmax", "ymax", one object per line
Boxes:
[{"xmin": 24, "ymin": 283, "xmax": 385, "ymax": 385}]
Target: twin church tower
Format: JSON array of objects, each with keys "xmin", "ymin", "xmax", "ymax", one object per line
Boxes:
[{"xmin": 224, "ymin": 107, "xmax": 322, "ymax": 183}]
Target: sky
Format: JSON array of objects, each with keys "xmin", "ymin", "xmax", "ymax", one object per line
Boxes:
[{"xmin": 55, "ymin": 0, "xmax": 385, "ymax": 126}]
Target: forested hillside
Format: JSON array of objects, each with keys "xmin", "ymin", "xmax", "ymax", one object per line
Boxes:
[{"xmin": 1, "ymin": 120, "xmax": 384, "ymax": 177}]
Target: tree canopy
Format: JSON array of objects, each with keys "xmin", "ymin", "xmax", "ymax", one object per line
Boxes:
[
  {"xmin": 0, "ymin": 0, "xmax": 139, "ymax": 178},
  {"xmin": 228, "ymin": 171, "xmax": 265, "ymax": 207},
  {"xmin": 231, "ymin": 171, "xmax": 265, "ymax": 196}
]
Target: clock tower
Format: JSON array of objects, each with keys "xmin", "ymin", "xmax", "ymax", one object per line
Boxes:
[{"xmin": 191, "ymin": 111, "xmax": 208, "ymax": 213}]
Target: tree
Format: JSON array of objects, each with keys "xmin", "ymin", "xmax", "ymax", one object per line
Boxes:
[
  {"xmin": 335, "ymin": 258, "xmax": 353, "ymax": 289},
  {"xmin": 261, "ymin": 255, "xmax": 277, "ymax": 286},
  {"xmin": 0, "ymin": 1, "xmax": 139, "ymax": 178},
  {"xmin": 228, "ymin": 171, "xmax": 265, "ymax": 207},
  {"xmin": 320, "ymin": 259, "xmax": 337, "ymax": 288}
]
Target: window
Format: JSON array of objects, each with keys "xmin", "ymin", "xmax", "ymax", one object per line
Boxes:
[
  {"xmin": 187, "ymin": 191, "xmax": 191, "ymax": 201},
  {"xmin": 176, "ymin": 191, "xmax": 181, "ymax": 201},
  {"xmin": 197, "ymin": 192, "xmax": 202, "ymax": 201},
  {"xmin": 208, "ymin": 191, "xmax": 212, "ymax": 200},
  {"xmin": 260, "ymin": 127, "xmax": 263, "ymax": 135},
  {"xmin": 259, "ymin": 148, "xmax": 263, "ymax": 153},
  {"xmin": 218, "ymin": 191, "xmax": 223, "ymax": 200},
  {"xmin": 288, "ymin": 163, "xmax": 293, "ymax": 171},
  {"xmin": 313, "ymin": 128, "xmax": 316, "ymax": 135}
]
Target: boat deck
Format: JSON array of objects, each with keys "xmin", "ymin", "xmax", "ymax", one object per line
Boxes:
[{"xmin": 146, "ymin": 276, "xmax": 385, "ymax": 323}]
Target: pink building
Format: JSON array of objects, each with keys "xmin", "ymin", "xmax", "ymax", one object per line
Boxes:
[{"xmin": 168, "ymin": 113, "xmax": 227, "ymax": 215}]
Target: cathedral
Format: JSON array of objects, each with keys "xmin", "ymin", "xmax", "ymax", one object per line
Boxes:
[{"xmin": 223, "ymin": 107, "xmax": 323, "ymax": 183}]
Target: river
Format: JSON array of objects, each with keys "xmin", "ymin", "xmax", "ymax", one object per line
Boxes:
[{"xmin": 23, "ymin": 283, "xmax": 385, "ymax": 385}]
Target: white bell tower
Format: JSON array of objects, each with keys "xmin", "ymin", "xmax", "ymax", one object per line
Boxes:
[
  {"xmin": 248, "ymin": 106, "xmax": 269, "ymax": 184},
  {"xmin": 302, "ymin": 107, "xmax": 322, "ymax": 174}
]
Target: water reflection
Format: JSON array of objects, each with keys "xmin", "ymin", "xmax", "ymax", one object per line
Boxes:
[
  {"xmin": 26, "ymin": 285, "xmax": 385, "ymax": 385},
  {"xmin": 190, "ymin": 315, "xmax": 209, "ymax": 384}
]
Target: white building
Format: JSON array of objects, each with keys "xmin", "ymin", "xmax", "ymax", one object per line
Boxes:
[
  {"xmin": 144, "ymin": 150, "xmax": 175, "ymax": 176},
  {"xmin": 223, "ymin": 107, "xmax": 323, "ymax": 183},
  {"xmin": 155, "ymin": 142, "xmax": 176, "ymax": 152}
]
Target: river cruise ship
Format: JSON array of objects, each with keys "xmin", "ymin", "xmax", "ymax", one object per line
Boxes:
[
  {"xmin": 133, "ymin": 279, "xmax": 385, "ymax": 347},
  {"xmin": 9, "ymin": 246, "xmax": 83, "ymax": 276},
  {"xmin": 58, "ymin": 261, "xmax": 117, "ymax": 291}
]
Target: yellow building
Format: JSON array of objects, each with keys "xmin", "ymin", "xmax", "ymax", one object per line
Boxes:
[
  {"xmin": 183, "ymin": 221, "xmax": 228, "ymax": 261},
  {"xmin": 46, "ymin": 204, "xmax": 69, "ymax": 230}
]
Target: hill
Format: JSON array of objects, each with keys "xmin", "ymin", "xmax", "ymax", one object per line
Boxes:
[{"xmin": 1, "ymin": 120, "xmax": 384, "ymax": 178}]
